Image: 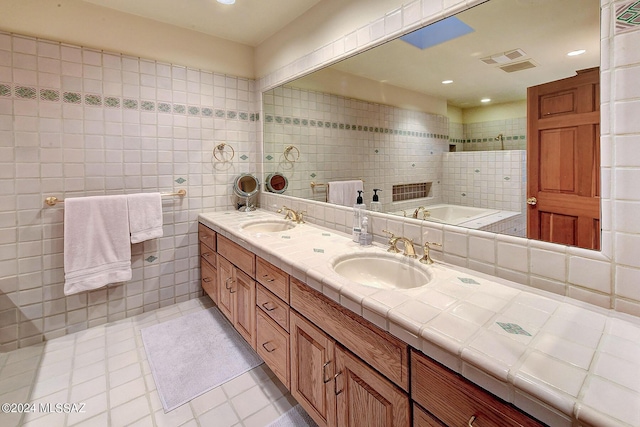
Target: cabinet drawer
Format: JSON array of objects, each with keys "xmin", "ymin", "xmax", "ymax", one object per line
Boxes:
[
  {"xmin": 291, "ymin": 277, "xmax": 409, "ymax": 392},
  {"xmin": 198, "ymin": 223, "xmax": 216, "ymax": 251},
  {"xmin": 256, "ymin": 284, "xmax": 289, "ymax": 332},
  {"xmin": 256, "ymin": 309, "xmax": 290, "ymax": 389},
  {"xmin": 199, "ymin": 242, "xmax": 216, "ymax": 267},
  {"xmin": 256, "ymin": 257, "xmax": 289, "ymax": 303},
  {"xmin": 411, "ymin": 350, "xmax": 542, "ymax": 427},
  {"xmin": 413, "ymin": 403, "xmax": 445, "ymax": 427},
  {"xmin": 201, "ymin": 256, "xmax": 217, "ymax": 303},
  {"xmin": 217, "ymin": 235, "xmax": 255, "ymax": 277}
]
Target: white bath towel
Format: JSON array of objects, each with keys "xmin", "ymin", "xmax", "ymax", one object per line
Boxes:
[
  {"xmin": 327, "ymin": 180, "xmax": 364, "ymax": 207},
  {"xmin": 127, "ymin": 192, "xmax": 163, "ymax": 243},
  {"xmin": 63, "ymin": 195, "xmax": 132, "ymax": 296}
]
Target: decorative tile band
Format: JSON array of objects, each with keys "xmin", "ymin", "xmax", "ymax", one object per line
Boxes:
[
  {"xmin": 0, "ymin": 83, "xmax": 260, "ymax": 121},
  {"xmin": 450, "ymin": 135, "xmax": 526, "ymax": 144},
  {"xmin": 616, "ymin": 0, "xmax": 640, "ymax": 34},
  {"xmin": 392, "ymin": 182, "xmax": 432, "ymax": 202},
  {"xmin": 264, "ymin": 114, "xmax": 448, "ymax": 139}
]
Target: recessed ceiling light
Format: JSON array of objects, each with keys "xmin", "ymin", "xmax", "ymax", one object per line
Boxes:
[
  {"xmin": 217, "ymin": 0, "xmax": 236, "ymax": 4},
  {"xmin": 481, "ymin": 98, "xmax": 491, "ymax": 103},
  {"xmin": 567, "ymin": 49, "xmax": 586, "ymax": 56},
  {"xmin": 442, "ymin": 80, "xmax": 453, "ymax": 84}
]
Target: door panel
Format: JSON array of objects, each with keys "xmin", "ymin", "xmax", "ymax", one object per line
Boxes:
[
  {"xmin": 335, "ymin": 346, "xmax": 409, "ymax": 427},
  {"xmin": 527, "ymin": 67, "xmax": 600, "ymax": 250},
  {"xmin": 217, "ymin": 256, "xmax": 234, "ymax": 321},
  {"xmin": 234, "ymin": 269, "xmax": 255, "ymax": 349},
  {"xmin": 290, "ymin": 311, "xmax": 336, "ymax": 427}
]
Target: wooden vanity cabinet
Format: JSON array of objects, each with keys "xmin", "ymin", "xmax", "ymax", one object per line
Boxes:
[
  {"xmin": 290, "ymin": 283, "xmax": 410, "ymax": 427},
  {"xmin": 198, "ymin": 224, "xmax": 218, "ymax": 303},
  {"xmin": 411, "ymin": 350, "xmax": 542, "ymax": 427},
  {"xmin": 216, "ymin": 238, "xmax": 257, "ymax": 350}
]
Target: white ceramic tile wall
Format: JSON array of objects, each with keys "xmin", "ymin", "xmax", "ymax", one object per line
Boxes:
[
  {"xmin": 0, "ymin": 33, "xmax": 259, "ymax": 350},
  {"xmin": 258, "ymin": 0, "xmax": 640, "ymax": 318},
  {"xmin": 462, "ymin": 117, "xmax": 527, "ymax": 151},
  {"xmin": 440, "ymin": 150, "xmax": 526, "ymax": 212},
  {"xmin": 263, "ymin": 86, "xmax": 449, "ymax": 209}
]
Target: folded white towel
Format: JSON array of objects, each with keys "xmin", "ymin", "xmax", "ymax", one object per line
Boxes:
[
  {"xmin": 127, "ymin": 193, "xmax": 163, "ymax": 244},
  {"xmin": 327, "ymin": 180, "xmax": 364, "ymax": 207},
  {"xmin": 63, "ymin": 195, "xmax": 132, "ymax": 296}
]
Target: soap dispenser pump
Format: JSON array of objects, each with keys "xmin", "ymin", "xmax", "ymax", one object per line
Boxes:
[
  {"xmin": 352, "ymin": 190, "xmax": 366, "ymax": 243},
  {"xmin": 371, "ymin": 189, "xmax": 382, "ymax": 212}
]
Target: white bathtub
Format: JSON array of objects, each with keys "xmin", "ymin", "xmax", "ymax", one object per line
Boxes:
[{"xmin": 389, "ymin": 204, "xmax": 499, "ymax": 226}]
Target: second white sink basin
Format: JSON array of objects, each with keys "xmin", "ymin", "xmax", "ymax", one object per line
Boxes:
[
  {"xmin": 331, "ymin": 252, "xmax": 433, "ymax": 290},
  {"xmin": 241, "ymin": 219, "xmax": 295, "ymax": 233}
]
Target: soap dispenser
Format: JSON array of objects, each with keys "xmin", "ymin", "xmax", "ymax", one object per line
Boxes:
[
  {"xmin": 371, "ymin": 189, "xmax": 382, "ymax": 212},
  {"xmin": 359, "ymin": 216, "xmax": 373, "ymax": 246},
  {"xmin": 352, "ymin": 190, "xmax": 366, "ymax": 242}
]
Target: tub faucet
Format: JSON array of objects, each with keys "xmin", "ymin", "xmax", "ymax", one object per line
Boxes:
[
  {"xmin": 382, "ymin": 230, "xmax": 418, "ymax": 258},
  {"xmin": 412, "ymin": 206, "xmax": 425, "ymax": 219}
]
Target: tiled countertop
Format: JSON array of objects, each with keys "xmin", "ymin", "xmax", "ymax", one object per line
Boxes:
[{"xmin": 199, "ymin": 209, "xmax": 640, "ymax": 427}]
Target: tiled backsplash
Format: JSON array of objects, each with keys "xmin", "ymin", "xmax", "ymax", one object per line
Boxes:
[
  {"xmin": 0, "ymin": 32, "xmax": 258, "ymax": 350},
  {"xmin": 263, "ymin": 85, "xmax": 449, "ymax": 210}
]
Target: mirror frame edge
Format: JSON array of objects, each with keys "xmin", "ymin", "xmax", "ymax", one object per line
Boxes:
[{"xmin": 258, "ymin": 0, "xmax": 612, "ymax": 263}]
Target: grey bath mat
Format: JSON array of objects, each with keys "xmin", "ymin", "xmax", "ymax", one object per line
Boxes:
[
  {"xmin": 267, "ymin": 405, "xmax": 318, "ymax": 427},
  {"xmin": 141, "ymin": 307, "xmax": 263, "ymax": 412}
]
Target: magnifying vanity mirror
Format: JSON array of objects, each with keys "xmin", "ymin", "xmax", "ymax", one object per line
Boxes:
[
  {"xmin": 265, "ymin": 172, "xmax": 289, "ymax": 194},
  {"xmin": 233, "ymin": 173, "xmax": 259, "ymax": 212},
  {"xmin": 262, "ymin": 0, "xmax": 601, "ymax": 250}
]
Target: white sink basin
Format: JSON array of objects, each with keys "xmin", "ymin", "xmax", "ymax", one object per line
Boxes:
[
  {"xmin": 241, "ymin": 219, "xmax": 295, "ymax": 233},
  {"xmin": 331, "ymin": 253, "xmax": 433, "ymax": 290}
]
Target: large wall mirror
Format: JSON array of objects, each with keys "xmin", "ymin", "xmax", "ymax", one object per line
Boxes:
[{"xmin": 263, "ymin": 0, "xmax": 600, "ymax": 247}]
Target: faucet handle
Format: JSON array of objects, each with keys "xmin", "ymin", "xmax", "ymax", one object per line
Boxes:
[
  {"xmin": 420, "ymin": 241, "xmax": 442, "ymax": 264},
  {"xmin": 296, "ymin": 210, "xmax": 306, "ymax": 224},
  {"xmin": 382, "ymin": 229, "xmax": 395, "ymax": 238}
]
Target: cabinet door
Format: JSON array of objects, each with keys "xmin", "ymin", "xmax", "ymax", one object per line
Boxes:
[
  {"xmin": 201, "ymin": 255, "xmax": 218, "ymax": 304},
  {"xmin": 290, "ymin": 311, "xmax": 336, "ymax": 427},
  {"xmin": 217, "ymin": 256, "xmax": 234, "ymax": 322},
  {"xmin": 234, "ymin": 268, "xmax": 256, "ymax": 349},
  {"xmin": 335, "ymin": 346, "xmax": 410, "ymax": 427}
]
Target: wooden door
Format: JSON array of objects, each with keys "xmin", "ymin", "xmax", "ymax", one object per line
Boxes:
[
  {"xmin": 290, "ymin": 311, "xmax": 337, "ymax": 427},
  {"xmin": 217, "ymin": 256, "xmax": 234, "ymax": 321},
  {"xmin": 234, "ymin": 268, "xmax": 256, "ymax": 349},
  {"xmin": 527, "ymin": 67, "xmax": 600, "ymax": 250},
  {"xmin": 335, "ymin": 346, "xmax": 409, "ymax": 427}
]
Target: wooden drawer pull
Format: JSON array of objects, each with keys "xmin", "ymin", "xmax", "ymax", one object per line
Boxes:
[
  {"xmin": 322, "ymin": 360, "xmax": 332, "ymax": 384},
  {"xmin": 261, "ymin": 274, "xmax": 275, "ymax": 282},
  {"xmin": 202, "ymin": 252, "xmax": 212, "ymax": 257},
  {"xmin": 261, "ymin": 301, "xmax": 276, "ymax": 311},
  {"xmin": 203, "ymin": 277, "xmax": 212, "ymax": 283},
  {"xmin": 262, "ymin": 341, "xmax": 277, "ymax": 353},
  {"xmin": 468, "ymin": 416, "xmax": 476, "ymax": 426},
  {"xmin": 334, "ymin": 371, "xmax": 343, "ymax": 395}
]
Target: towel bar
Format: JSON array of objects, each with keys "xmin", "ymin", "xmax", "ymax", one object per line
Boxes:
[{"xmin": 44, "ymin": 189, "xmax": 187, "ymax": 207}]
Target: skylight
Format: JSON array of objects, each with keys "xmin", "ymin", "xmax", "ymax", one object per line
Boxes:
[{"xmin": 400, "ymin": 16, "xmax": 474, "ymax": 50}]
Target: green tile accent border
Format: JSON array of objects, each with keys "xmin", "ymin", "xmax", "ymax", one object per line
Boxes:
[
  {"xmin": 85, "ymin": 94, "xmax": 102, "ymax": 106},
  {"xmin": 40, "ymin": 89, "xmax": 59, "ymax": 102},
  {"xmin": 105, "ymin": 97, "xmax": 120, "ymax": 108},
  {"xmin": 175, "ymin": 177, "xmax": 186, "ymax": 184},
  {"xmin": 141, "ymin": 101, "xmax": 155, "ymax": 111},
  {"xmin": 145, "ymin": 255, "xmax": 158, "ymax": 263},
  {"xmin": 496, "ymin": 322, "xmax": 531, "ymax": 336},
  {"xmin": 0, "ymin": 84, "xmax": 10, "ymax": 97},
  {"xmin": 458, "ymin": 277, "xmax": 480, "ymax": 285},
  {"xmin": 616, "ymin": 1, "xmax": 640, "ymax": 34},
  {"xmin": 313, "ymin": 248, "xmax": 325, "ymax": 253},
  {"xmin": 15, "ymin": 86, "xmax": 37, "ymax": 99},
  {"xmin": 63, "ymin": 92, "xmax": 81, "ymax": 104},
  {"xmin": 123, "ymin": 99, "xmax": 138, "ymax": 109}
]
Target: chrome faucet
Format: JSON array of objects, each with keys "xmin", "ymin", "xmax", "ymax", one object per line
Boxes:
[
  {"xmin": 277, "ymin": 205, "xmax": 305, "ymax": 223},
  {"xmin": 382, "ymin": 230, "xmax": 418, "ymax": 258}
]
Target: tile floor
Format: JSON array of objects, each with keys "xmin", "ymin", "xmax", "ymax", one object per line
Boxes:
[{"xmin": 0, "ymin": 297, "xmax": 300, "ymax": 427}]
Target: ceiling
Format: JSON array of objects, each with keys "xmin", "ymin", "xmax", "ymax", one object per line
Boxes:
[
  {"xmin": 81, "ymin": 0, "xmax": 322, "ymax": 46},
  {"xmin": 293, "ymin": 0, "xmax": 601, "ymax": 108}
]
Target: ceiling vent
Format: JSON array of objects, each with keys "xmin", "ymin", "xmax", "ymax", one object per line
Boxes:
[
  {"xmin": 499, "ymin": 60, "xmax": 537, "ymax": 73},
  {"xmin": 481, "ymin": 48, "xmax": 527, "ymax": 65}
]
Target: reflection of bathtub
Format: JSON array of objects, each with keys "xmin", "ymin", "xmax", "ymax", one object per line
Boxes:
[{"xmin": 389, "ymin": 204, "xmax": 499, "ymax": 226}]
